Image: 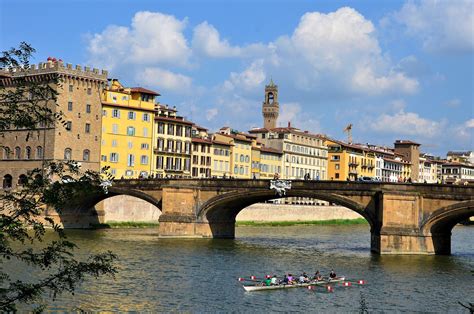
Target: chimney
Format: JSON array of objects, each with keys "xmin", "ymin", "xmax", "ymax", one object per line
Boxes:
[{"xmin": 288, "ymin": 121, "xmax": 291, "ymax": 128}]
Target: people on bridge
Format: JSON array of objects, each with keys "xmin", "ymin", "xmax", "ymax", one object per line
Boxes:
[
  {"xmin": 329, "ymin": 270, "xmax": 337, "ymax": 279},
  {"xmin": 273, "ymin": 173, "xmax": 280, "ymax": 180}
]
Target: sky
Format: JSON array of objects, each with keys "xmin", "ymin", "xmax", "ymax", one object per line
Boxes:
[{"xmin": 1, "ymin": 0, "xmax": 473, "ymax": 156}]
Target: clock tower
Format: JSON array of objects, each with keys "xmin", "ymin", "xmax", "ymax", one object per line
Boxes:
[{"xmin": 262, "ymin": 79, "xmax": 279, "ymax": 129}]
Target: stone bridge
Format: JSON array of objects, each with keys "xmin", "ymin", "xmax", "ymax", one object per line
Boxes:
[{"xmin": 68, "ymin": 179, "xmax": 473, "ymax": 255}]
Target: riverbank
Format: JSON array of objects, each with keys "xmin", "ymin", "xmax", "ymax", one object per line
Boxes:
[{"xmin": 236, "ymin": 218, "xmax": 368, "ymax": 226}]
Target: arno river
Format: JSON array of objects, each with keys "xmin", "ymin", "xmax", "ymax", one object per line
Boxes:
[{"xmin": 15, "ymin": 224, "xmax": 473, "ymax": 312}]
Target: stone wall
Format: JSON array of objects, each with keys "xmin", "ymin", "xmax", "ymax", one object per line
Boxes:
[
  {"xmin": 101, "ymin": 195, "xmax": 362, "ymax": 223},
  {"xmin": 236, "ymin": 203, "xmax": 363, "ymax": 221}
]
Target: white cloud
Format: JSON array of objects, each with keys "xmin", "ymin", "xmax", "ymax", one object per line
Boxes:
[
  {"xmin": 351, "ymin": 67, "xmax": 418, "ymax": 95},
  {"xmin": 369, "ymin": 109, "xmax": 446, "ymax": 138},
  {"xmin": 223, "ymin": 59, "xmax": 266, "ymax": 91},
  {"xmin": 206, "ymin": 108, "xmax": 218, "ymax": 121},
  {"xmin": 192, "ymin": 22, "xmax": 241, "ymax": 57},
  {"xmin": 87, "ymin": 11, "xmax": 191, "ymax": 70},
  {"xmin": 278, "ymin": 102, "xmax": 321, "ymax": 133},
  {"xmin": 453, "ymin": 119, "xmax": 474, "ymax": 146},
  {"xmin": 394, "ymin": 0, "xmax": 474, "ymax": 53},
  {"xmin": 140, "ymin": 67, "xmax": 192, "ymax": 93}
]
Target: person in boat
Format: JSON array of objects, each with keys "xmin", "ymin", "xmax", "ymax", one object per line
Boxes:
[
  {"xmin": 313, "ymin": 271, "xmax": 323, "ymax": 281},
  {"xmin": 287, "ymin": 274, "xmax": 295, "ymax": 284},
  {"xmin": 271, "ymin": 275, "xmax": 278, "ymax": 286},
  {"xmin": 329, "ymin": 270, "xmax": 337, "ymax": 279},
  {"xmin": 264, "ymin": 277, "xmax": 272, "ymax": 286},
  {"xmin": 299, "ymin": 272, "xmax": 309, "ymax": 283},
  {"xmin": 280, "ymin": 274, "xmax": 289, "ymax": 285}
]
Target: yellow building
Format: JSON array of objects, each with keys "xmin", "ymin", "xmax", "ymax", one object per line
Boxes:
[
  {"xmin": 251, "ymin": 146, "xmax": 261, "ymax": 179},
  {"xmin": 259, "ymin": 147, "xmax": 283, "ymax": 179},
  {"xmin": 100, "ymin": 80, "xmax": 158, "ymax": 178},
  {"xmin": 214, "ymin": 128, "xmax": 253, "ymax": 178},
  {"xmin": 211, "ymin": 138, "xmax": 232, "ymax": 178},
  {"xmin": 152, "ymin": 105, "xmax": 192, "ymax": 178},
  {"xmin": 326, "ymin": 139, "xmax": 375, "ymax": 181}
]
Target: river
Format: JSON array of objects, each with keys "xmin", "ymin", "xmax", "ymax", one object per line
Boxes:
[{"xmin": 14, "ymin": 224, "xmax": 474, "ymax": 312}]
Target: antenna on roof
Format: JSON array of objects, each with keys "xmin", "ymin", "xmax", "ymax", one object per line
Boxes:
[{"xmin": 343, "ymin": 123, "xmax": 353, "ymax": 144}]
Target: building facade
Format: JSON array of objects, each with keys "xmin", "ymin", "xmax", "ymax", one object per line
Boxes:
[
  {"xmin": 394, "ymin": 140, "xmax": 420, "ymax": 182},
  {"xmin": 152, "ymin": 105, "xmax": 192, "ymax": 178},
  {"xmin": 191, "ymin": 125, "xmax": 212, "ymax": 178},
  {"xmin": 1, "ymin": 59, "xmax": 107, "ymax": 188},
  {"xmin": 441, "ymin": 162, "xmax": 474, "ymax": 184},
  {"xmin": 326, "ymin": 140, "xmax": 376, "ymax": 181},
  {"xmin": 262, "ymin": 79, "xmax": 279, "ymax": 130},
  {"xmin": 100, "ymin": 80, "xmax": 157, "ymax": 178}
]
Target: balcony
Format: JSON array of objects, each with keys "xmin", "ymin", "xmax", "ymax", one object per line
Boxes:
[{"xmin": 349, "ymin": 161, "xmax": 359, "ymax": 166}]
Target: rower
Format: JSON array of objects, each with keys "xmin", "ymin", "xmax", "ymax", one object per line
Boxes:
[
  {"xmin": 287, "ymin": 274, "xmax": 295, "ymax": 284},
  {"xmin": 264, "ymin": 277, "xmax": 272, "ymax": 286},
  {"xmin": 313, "ymin": 270, "xmax": 323, "ymax": 281},
  {"xmin": 271, "ymin": 275, "xmax": 278, "ymax": 286},
  {"xmin": 299, "ymin": 272, "xmax": 309, "ymax": 283},
  {"xmin": 329, "ymin": 270, "xmax": 337, "ymax": 279}
]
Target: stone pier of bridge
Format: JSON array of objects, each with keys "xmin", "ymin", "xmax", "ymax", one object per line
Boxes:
[{"xmin": 154, "ymin": 180, "xmax": 473, "ymax": 255}]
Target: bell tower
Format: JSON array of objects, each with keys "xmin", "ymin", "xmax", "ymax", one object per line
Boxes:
[{"xmin": 262, "ymin": 79, "xmax": 279, "ymax": 129}]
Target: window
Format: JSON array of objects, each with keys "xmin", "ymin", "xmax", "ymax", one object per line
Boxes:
[
  {"xmin": 112, "ymin": 109, "xmax": 120, "ymax": 118},
  {"xmin": 112, "ymin": 139, "xmax": 117, "ymax": 147},
  {"xmin": 102, "ymin": 109, "xmax": 107, "ymax": 117},
  {"xmin": 234, "ymin": 166, "xmax": 238, "ymax": 174},
  {"xmin": 67, "ymin": 101, "xmax": 73, "ymax": 111},
  {"xmin": 158, "ymin": 123, "xmax": 164, "ymax": 134},
  {"xmin": 15, "ymin": 147, "xmax": 21, "ymax": 159},
  {"xmin": 128, "ymin": 141, "xmax": 133, "ymax": 149},
  {"xmin": 185, "ymin": 126, "xmax": 191, "ymax": 137},
  {"xmin": 141, "ymin": 155, "xmax": 148, "ymax": 165},
  {"xmin": 127, "ymin": 154, "xmax": 135, "ymax": 167},
  {"xmin": 101, "ymin": 155, "xmax": 107, "ymax": 161},
  {"xmin": 143, "ymin": 127, "xmax": 148, "ymax": 137},
  {"xmin": 245, "ymin": 155, "xmax": 250, "ymax": 163},
  {"xmin": 64, "ymin": 148, "xmax": 72, "ymax": 160},
  {"xmin": 125, "ymin": 170, "xmax": 133, "ymax": 176},
  {"xmin": 143, "ymin": 113, "xmax": 150, "ymax": 122},
  {"xmin": 112, "ymin": 124, "xmax": 118, "ymax": 134},
  {"xmin": 87, "ymin": 87, "xmax": 92, "ymax": 95},
  {"xmin": 110, "ymin": 153, "xmax": 119, "ymax": 163},
  {"xmin": 176, "ymin": 125, "xmax": 182, "ymax": 137},
  {"xmin": 156, "ymin": 156, "xmax": 164, "ymax": 169},
  {"xmin": 86, "ymin": 104, "xmax": 91, "ymax": 113},
  {"xmin": 335, "ymin": 164, "xmax": 340, "ymax": 170},
  {"xmin": 85, "ymin": 123, "xmax": 91, "ymax": 133},
  {"xmin": 65, "ymin": 121, "xmax": 72, "ymax": 131},
  {"xmin": 168, "ymin": 124, "xmax": 174, "ymax": 135},
  {"xmin": 83, "ymin": 149, "xmax": 90, "ymax": 161},
  {"xmin": 128, "ymin": 111, "xmax": 136, "ymax": 120},
  {"xmin": 335, "ymin": 173, "xmax": 340, "ymax": 179},
  {"xmin": 2, "ymin": 147, "xmax": 10, "ymax": 160},
  {"xmin": 69, "ymin": 85, "xmax": 73, "ymax": 92},
  {"xmin": 127, "ymin": 127, "xmax": 135, "ymax": 136},
  {"xmin": 25, "ymin": 146, "xmax": 31, "ymax": 159},
  {"xmin": 122, "ymin": 96, "xmax": 128, "ymax": 101}
]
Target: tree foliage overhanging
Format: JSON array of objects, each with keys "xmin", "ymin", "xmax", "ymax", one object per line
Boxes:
[{"xmin": 0, "ymin": 42, "xmax": 117, "ymax": 312}]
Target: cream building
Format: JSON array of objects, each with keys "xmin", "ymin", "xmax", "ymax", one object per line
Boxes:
[
  {"xmin": 152, "ymin": 105, "xmax": 192, "ymax": 178},
  {"xmin": 191, "ymin": 125, "xmax": 212, "ymax": 178},
  {"xmin": 211, "ymin": 137, "xmax": 232, "ymax": 178},
  {"xmin": 213, "ymin": 128, "xmax": 253, "ymax": 179}
]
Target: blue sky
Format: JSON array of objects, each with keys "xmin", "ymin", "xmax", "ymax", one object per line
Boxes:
[{"xmin": 1, "ymin": 0, "xmax": 473, "ymax": 155}]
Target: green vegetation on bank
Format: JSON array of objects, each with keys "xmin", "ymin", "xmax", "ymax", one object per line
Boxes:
[
  {"xmin": 236, "ymin": 218, "xmax": 368, "ymax": 227},
  {"xmin": 91, "ymin": 222, "xmax": 160, "ymax": 229}
]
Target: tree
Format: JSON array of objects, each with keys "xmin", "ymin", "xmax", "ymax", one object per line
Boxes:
[{"xmin": 0, "ymin": 43, "xmax": 116, "ymax": 311}]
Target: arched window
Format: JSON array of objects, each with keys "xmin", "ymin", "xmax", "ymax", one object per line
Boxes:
[
  {"xmin": 2, "ymin": 147, "xmax": 10, "ymax": 160},
  {"xmin": 18, "ymin": 174, "xmax": 28, "ymax": 185},
  {"xmin": 267, "ymin": 92, "xmax": 274, "ymax": 104},
  {"xmin": 36, "ymin": 146, "xmax": 43, "ymax": 159},
  {"xmin": 64, "ymin": 148, "xmax": 72, "ymax": 160},
  {"xmin": 3, "ymin": 174, "xmax": 13, "ymax": 188},
  {"xmin": 25, "ymin": 146, "xmax": 31, "ymax": 160},
  {"xmin": 15, "ymin": 147, "xmax": 21, "ymax": 159},
  {"xmin": 83, "ymin": 149, "xmax": 90, "ymax": 161}
]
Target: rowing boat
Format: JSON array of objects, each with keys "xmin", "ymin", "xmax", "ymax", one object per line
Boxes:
[{"xmin": 242, "ymin": 277, "xmax": 345, "ymax": 292}]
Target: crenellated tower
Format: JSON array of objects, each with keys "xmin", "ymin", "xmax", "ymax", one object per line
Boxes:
[{"xmin": 262, "ymin": 79, "xmax": 279, "ymax": 129}]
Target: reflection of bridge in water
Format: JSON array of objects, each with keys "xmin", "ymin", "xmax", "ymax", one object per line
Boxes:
[{"xmin": 63, "ymin": 179, "xmax": 473, "ymax": 255}]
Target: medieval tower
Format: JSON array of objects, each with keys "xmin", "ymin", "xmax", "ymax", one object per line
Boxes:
[{"xmin": 262, "ymin": 79, "xmax": 279, "ymax": 129}]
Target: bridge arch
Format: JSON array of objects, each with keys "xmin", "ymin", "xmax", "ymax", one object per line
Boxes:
[
  {"xmin": 56, "ymin": 187, "xmax": 162, "ymax": 228},
  {"xmin": 197, "ymin": 189, "xmax": 375, "ymax": 238},
  {"xmin": 420, "ymin": 200, "xmax": 474, "ymax": 254}
]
